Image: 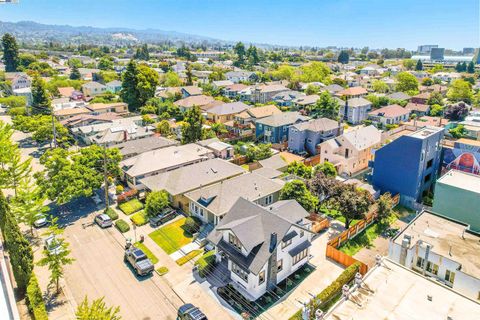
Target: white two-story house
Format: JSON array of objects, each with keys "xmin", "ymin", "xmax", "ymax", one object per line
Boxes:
[{"xmin": 207, "ymin": 198, "xmax": 313, "ymax": 301}]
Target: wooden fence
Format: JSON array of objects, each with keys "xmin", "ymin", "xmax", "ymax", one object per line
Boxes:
[
  {"xmin": 307, "ymin": 213, "xmax": 330, "ymax": 233},
  {"xmin": 325, "ymin": 193, "xmax": 400, "ymax": 275}
]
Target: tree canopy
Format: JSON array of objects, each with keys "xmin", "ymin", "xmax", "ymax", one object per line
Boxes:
[
  {"xmin": 2, "ymin": 33, "xmax": 19, "ymax": 72},
  {"xmin": 280, "ymin": 180, "xmax": 318, "ymax": 212},
  {"xmin": 145, "ymin": 190, "xmax": 170, "ymax": 217},
  {"xmin": 120, "ymin": 60, "xmax": 159, "ymax": 112},
  {"xmin": 181, "ymin": 106, "xmax": 204, "ymax": 144},
  {"xmin": 307, "ymin": 91, "xmax": 340, "ymax": 120},
  {"xmin": 395, "ymin": 72, "xmax": 419, "ymax": 94}
]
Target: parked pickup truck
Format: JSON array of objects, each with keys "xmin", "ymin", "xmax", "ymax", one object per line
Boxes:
[
  {"xmin": 124, "ymin": 246, "xmax": 154, "ymax": 276},
  {"xmin": 149, "ymin": 208, "xmax": 176, "ymax": 227}
]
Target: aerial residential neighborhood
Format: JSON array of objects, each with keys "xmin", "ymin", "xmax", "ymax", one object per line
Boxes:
[{"xmin": 0, "ymin": 1, "xmax": 479, "ymax": 320}]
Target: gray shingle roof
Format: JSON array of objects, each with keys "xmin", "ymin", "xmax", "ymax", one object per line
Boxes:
[
  {"xmin": 256, "ymin": 111, "xmax": 310, "ymax": 127},
  {"xmin": 208, "ymin": 198, "xmax": 310, "ymax": 274},
  {"xmin": 140, "ymin": 158, "xmax": 245, "ymax": 196},
  {"xmin": 291, "ymin": 117, "xmax": 340, "ymax": 132},
  {"xmin": 113, "ymin": 136, "xmax": 178, "ymax": 158}
]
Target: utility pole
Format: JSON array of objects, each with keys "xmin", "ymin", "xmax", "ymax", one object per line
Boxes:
[
  {"xmin": 103, "ymin": 143, "xmax": 110, "ymax": 210},
  {"xmin": 51, "ymin": 113, "xmax": 57, "ymax": 148}
]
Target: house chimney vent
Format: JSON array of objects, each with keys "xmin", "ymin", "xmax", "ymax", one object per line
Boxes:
[{"xmin": 269, "ymin": 232, "xmax": 277, "ymax": 253}]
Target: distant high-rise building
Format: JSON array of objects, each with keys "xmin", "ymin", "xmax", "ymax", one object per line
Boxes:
[
  {"xmin": 463, "ymin": 47, "xmax": 475, "ymax": 55},
  {"xmin": 430, "ymin": 48, "xmax": 445, "ymax": 60},
  {"xmin": 417, "ymin": 44, "xmax": 438, "ymax": 54}
]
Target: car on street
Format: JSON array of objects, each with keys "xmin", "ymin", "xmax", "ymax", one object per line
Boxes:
[
  {"xmin": 95, "ymin": 214, "xmax": 113, "ymax": 228},
  {"xmin": 124, "ymin": 246, "xmax": 154, "ymax": 276},
  {"xmin": 177, "ymin": 303, "xmax": 208, "ymax": 320},
  {"xmin": 44, "ymin": 235, "xmax": 64, "ymax": 255},
  {"xmin": 33, "ymin": 214, "xmax": 48, "ymax": 228},
  {"xmin": 149, "ymin": 207, "xmax": 176, "ymax": 227}
]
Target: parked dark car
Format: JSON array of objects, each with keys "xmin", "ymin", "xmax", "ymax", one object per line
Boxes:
[
  {"xmin": 177, "ymin": 303, "xmax": 207, "ymax": 320},
  {"xmin": 149, "ymin": 208, "xmax": 176, "ymax": 227}
]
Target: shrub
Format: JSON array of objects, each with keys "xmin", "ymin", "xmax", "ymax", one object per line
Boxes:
[
  {"xmin": 183, "ymin": 216, "xmax": 202, "ymax": 235},
  {"xmin": 176, "ymin": 250, "xmax": 202, "ymax": 266},
  {"xmin": 104, "ymin": 207, "xmax": 118, "ymax": 220},
  {"xmin": 145, "ymin": 190, "xmax": 170, "ymax": 218},
  {"xmin": 130, "ymin": 211, "xmax": 148, "ymax": 226},
  {"xmin": 117, "ymin": 188, "xmax": 138, "ymax": 203},
  {"xmin": 156, "ymin": 266, "xmax": 169, "ymax": 276},
  {"xmin": 194, "ymin": 250, "xmax": 216, "ymax": 278},
  {"xmin": 289, "ymin": 262, "xmax": 360, "ymax": 320},
  {"xmin": 115, "ymin": 185, "xmax": 124, "ymax": 195},
  {"xmin": 115, "ymin": 219, "xmax": 130, "ymax": 233},
  {"xmin": 26, "ymin": 274, "xmax": 48, "ymax": 320},
  {"xmin": 118, "ymin": 198, "xmax": 144, "ymax": 215}
]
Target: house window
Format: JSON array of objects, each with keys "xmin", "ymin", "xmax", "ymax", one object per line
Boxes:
[
  {"xmin": 445, "ymin": 270, "xmax": 456, "ymax": 284},
  {"xmin": 265, "ymin": 194, "xmax": 273, "ymax": 205},
  {"xmin": 231, "ymin": 262, "xmax": 248, "ymax": 282},
  {"xmin": 426, "ymin": 261, "xmax": 438, "ymax": 275},
  {"xmin": 258, "ymin": 271, "xmax": 265, "ymax": 285},
  {"xmin": 293, "ymin": 248, "xmax": 309, "ymax": 265},
  {"xmin": 277, "ymin": 259, "xmax": 283, "ymax": 272},
  {"xmin": 424, "ymin": 173, "xmax": 431, "ymax": 183},
  {"xmin": 281, "ymin": 239, "xmax": 292, "ymax": 249},
  {"xmin": 426, "ymin": 159, "xmax": 433, "ymax": 169},
  {"xmin": 416, "ymin": 256, "xmax": 424, "ymax": 269},
  {"xmin": 229, "ymin": 233, "xmax": 242, "ymax": 251}
]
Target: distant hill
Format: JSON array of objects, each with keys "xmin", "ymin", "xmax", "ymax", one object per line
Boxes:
[{"xmin": 0, "ymin": 20, "xmax": 230, "ymax": 46}]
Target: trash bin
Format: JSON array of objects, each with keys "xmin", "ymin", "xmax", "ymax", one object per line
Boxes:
[{"xmin": 140, "ymin": 235, "xmax": 144, "ymax": 243}]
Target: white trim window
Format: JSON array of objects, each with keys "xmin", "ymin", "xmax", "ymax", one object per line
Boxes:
[
  {"xmin": 232, "ymin": 262, "xmax": 248, "ymax": 282},
  {"xmin": 293, "ymin": 248, "xmax": 309, "ymax": 265}
]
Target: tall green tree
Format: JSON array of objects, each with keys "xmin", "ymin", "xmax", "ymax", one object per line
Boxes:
[
  {"xmin": 308, "ymin": 91, "xmax": 340, "ymax": 120},
  {"xmin": 185, "ymin": 63, "xmax": 193, "ymax": 86},
  {"xmin": 120, "ymin": 60, "xmax": 159, "ymax": 112},
  {"xmin": 314, "ymin": 161, "xmax": 337, "ymax": 177},
  {"xmin": 376, "ymin": 192, "xmax": 394, "ymax": 225},
  {"xmin": 467, "ymin": 61, "xmax": 475, "ymax": 73},
  {"xmin": 286, "ymin": 161, "xmax": 313, "ymax": 179},
  {"xmin": 447, "ymin": 79, "xmax": 473, "ymax": 103},
  {"xmin": 4, "ymin": 151, "xmax": 32, "ymax": 197},
  {"xmin": 279, "ymin": 180, "xmax": 318, "ymax": 212},
  {"xmin": 11, "ymin": 177, "xmax": 49, "ymax": 234},
  {"xmin": 395, "ymin": 72, "xmax": 419, "ymax": 93},
  {"xmin": 247, "ymin": 45, "xmax": 259, "ymax": 65},
  {"xmin": 37, "ymin": 219, "xmax": 74, "ymax": 293},
  {"xmin": 70, "ymin": 65, "xmax": 81, "ymax": 80},
  {"xmin": 31, "ymin": 75, "xmax": 52, "ymax": 115},
  {"xmin": 337, "ymin": 50, "xmax": 349, "ymax": 64},
  {"xmin": 145, "ymin": 190, "xmax": 170, "ymax": 218},
  {"xmin": 1, "ymin": 195, "xmax": 33, "ymax": 295},
  {"xmin": 76, "ymin": 296, "xmax": 121, "ymax": 320},
  {"xmin": 181, "ymin": 106, "xmax": 204, "ymax": 144},
  {"xmin": 331, "ymin": 184, "xmax": 373, "ymax": 229},
  {"xmin": 415, "ymin": 59, "xmax": 423, "ymax": 71},
  {"xmin": 2, "ymin": 33, "xmax": 19, "ymax": 72},
  {"xmin": 233, "ymin": 42, "xmax": 246, "ymax": 66}
]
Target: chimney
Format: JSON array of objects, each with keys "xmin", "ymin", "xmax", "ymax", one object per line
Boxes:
[
  {"xmin": 123, "ymin": 130, "xmax": 128, "ymax": 141},
  {"xmin": 269, "ymin": 232, "xmax": 277, "ymax": 253}
]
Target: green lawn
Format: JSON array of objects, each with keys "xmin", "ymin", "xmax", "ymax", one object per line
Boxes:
[
  {"xmin": 176, "ymin": 250, "xmax": 202, "ymax": 266},
  {"xmin": 339, "ymin": 222, "xmax": 391, "ymax": 256},
  {"xmin": 134, "ymin": 242, "xmax": 159, "ymax": 264},
  {"xmin": 118, "ymin": 199, "xmax": 144, "ymax": 215},
  {"xmin": 148, "ymin": 217, "xmax": 194, "ymax": 254},
  {"xmin": 130, "ymin": 210, "xmax": 148, "ymax": 226},
  {"xmin": 319, "ymin": 207, "xmax": 360, "ymax": 227}
]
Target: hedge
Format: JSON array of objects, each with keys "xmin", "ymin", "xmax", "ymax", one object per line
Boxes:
[
  {"xmin": 119, "ymin": 199, "xmax": 144, "ymax": 215},
  {"xmin": 183, "ymin": 216, "xmax": 202, "ymax": 235},
  {"xmin": 289, "ymin": 263, "xmax": 360, "ymax": 320},
  {"xmin": 176, "ymin": 250, "xmax": 202, "ymax": 266},
  {"xmin": 115, "ymin": 219, "xmax": 130, "ymax": 233},
  {"xmin": 194, "ymin": 251, "xmax": 216, "ymax": 278},
  {"xmin": 156, "ymin": 266, "xmax": 169, "ymax": 276},
  {"xmin": 105, "ymin": 207, "xmax": 118, "ymax": 220},
  {"xmin": 26, "ymin": 274, "xmax": 48, "ymax": 320},
  {"xmin": 130, "ymin": 211, "xmax": 148, "ymax": 226}
]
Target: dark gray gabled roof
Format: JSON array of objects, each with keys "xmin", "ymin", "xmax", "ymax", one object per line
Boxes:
[{"xmin": 208, "ymin": 197, "xmax": 310, "ymax": 274}]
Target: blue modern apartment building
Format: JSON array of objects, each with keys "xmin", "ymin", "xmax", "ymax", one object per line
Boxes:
[{"xmin": 371, "ymin": 126, "xmax": 444, "ymax": 209}]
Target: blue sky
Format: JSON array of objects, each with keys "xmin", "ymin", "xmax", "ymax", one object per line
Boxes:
[{"xmin": 0, "ymin": 0, "xmax": 478, "ymax": 49}]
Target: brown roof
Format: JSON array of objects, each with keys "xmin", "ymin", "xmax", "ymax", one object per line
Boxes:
[
  {"xmin": 86, "ymin": 102, "xmax": 127, "ymax": 111},
  {"xmin": 200, "ymin": 100, "xmax": 224, "ymax": 112},
  {"xmin": 413, "ymin": 92, "xmax": 430, "ymax": 99},
  {"xmin": 54, "ymin": 107, "xmax": 90, "ymax": 117},
  {"xmin": 403, "ymin": 116, "xmax": 449, "ymax": 128},
  {"xmin": 247, "ymin": 105, "xmax": 282, "ymax": 119},
  {"xmin": 157, "ymin": 87, "xmax": 182, "ymax": 98},
  {"xmin": 405, "ymin": 103, "xmax": 430, "ymax": 113},
  {"xmin": 337, "ymin": 86, "xmax": 368, "ymax": 97},
  {"xmin": 174, "ymin": 95, "xmax": 216, "ymax": 108},
  {"xmin": 57, "ymin": 87, "xmax": 75, "ymax": 97},
  {"xmin": 224, "ymin": 83, "xmax": 248, "ymax": 92},
  {"xmin": 369, "ymin": 104, "xmax": 410, "ymax": 118},
  {"xmin": 181, "ymin": 86, "xmax": 202, "ymax": 96}
]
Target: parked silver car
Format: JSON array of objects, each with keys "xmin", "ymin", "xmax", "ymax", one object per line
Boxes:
[{"xmin": 95, "ymin": 214, "xmax": 113, "ymax": 228}]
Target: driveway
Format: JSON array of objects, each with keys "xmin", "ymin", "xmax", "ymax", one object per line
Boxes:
[{"xmin": 35, "ymin": 198, "xmax": 183, "ymax": 320}]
